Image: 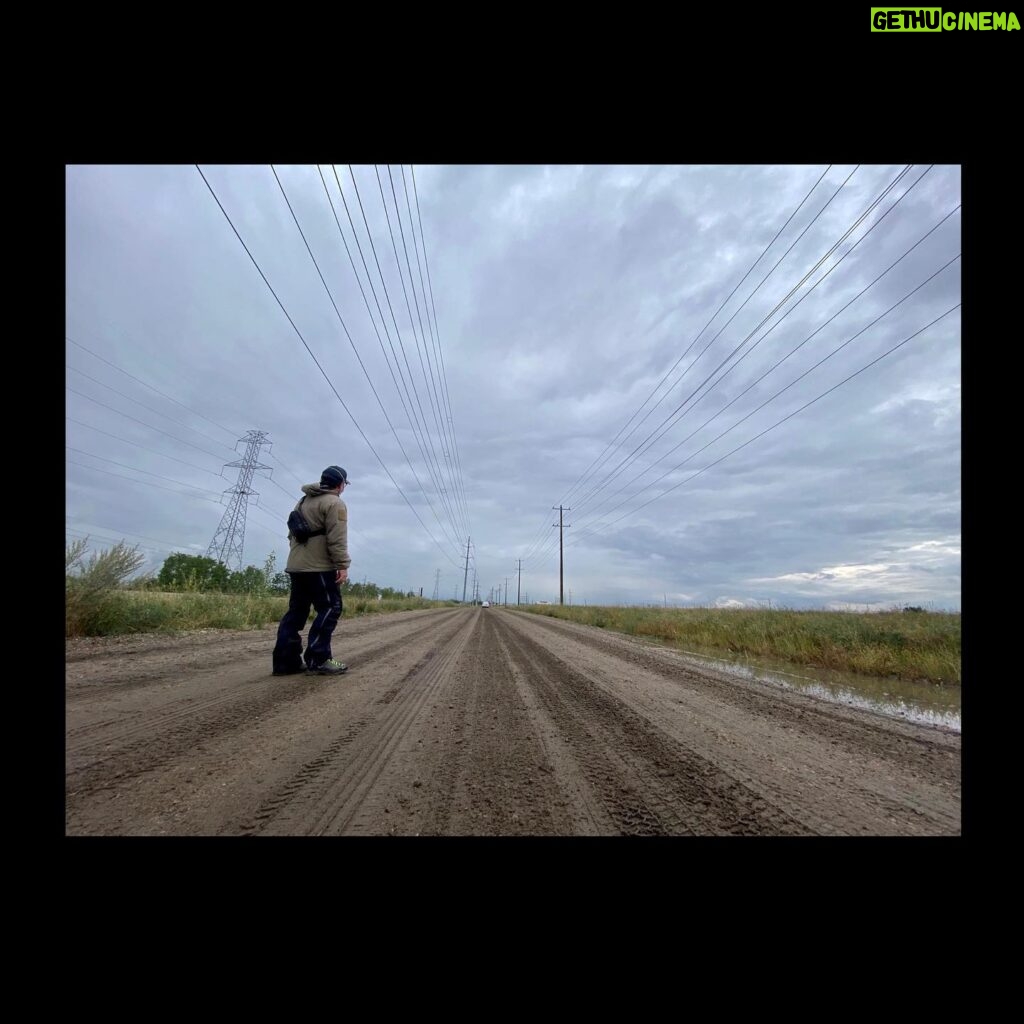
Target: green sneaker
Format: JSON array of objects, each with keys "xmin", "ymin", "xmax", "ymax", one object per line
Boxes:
[{"xmin": 310, "ymin": 658, "xmax": 348, "ymax": 675}]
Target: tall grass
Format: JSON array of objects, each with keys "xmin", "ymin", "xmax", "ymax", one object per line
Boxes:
[
  {"xmin": 66, "ymin": 538, "xmax": 457, "ymax": 637},
  {"xmin": 67, "ymin": 585, "xmax": 454, "ymax": 637},
  {"xmin": 72, "ymin": 590, "xmax": 288, "ymax": 634},
  {"xmin": 343, "ymin": 596, "xmax": 453, "ymax": 617},
  {"xmin": 518, "ymin": 605, "xmax": 961, "ymax": 685}
]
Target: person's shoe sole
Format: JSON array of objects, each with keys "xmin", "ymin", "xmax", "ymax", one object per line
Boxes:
[{"xmin": 309, "ymin": 664, "xmax": 348, "ymax": 674}]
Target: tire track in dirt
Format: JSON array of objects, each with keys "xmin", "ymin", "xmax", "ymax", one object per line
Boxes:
[
  {"xmin": 512, "ymin": 611, "xmax": 959, "ymax": 777},
  {"xmin": 396, "ymin": 610, "xmax": 575, "ymax": 836},
  {"xmin": 492, "ymin": 612, "xmax": 817, "ymax": 835},
  {"xmin": 67, "ymin": 610, "xmax": 461, "ymax": 750},
  {"xmin": 246, "ymin": 613, "xmax": 477, "ymax": 835},
  {"xmin": 501, "ymin": 611, "xmax": 959, "ymax": 835},
  {"xmin": 66, "ymin": 610, "xmax": 463, "ymax": 797},
  {"xmin": 239, "ymin": 609, "xmax": 578, "ymax": 836},
  {"xmin": 488, "ymin": 623, "xmax": 621, "ymax": 835},
  {"xmin": 65, "ymin": 608, "xmax": 960, "ymax": 836},
  {"xmin": 65, "ymin": 609, "xmax": 461, "ymax": 699}
]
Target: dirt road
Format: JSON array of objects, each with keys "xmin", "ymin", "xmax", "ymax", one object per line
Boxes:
[{"xmin": 65, "ymin": 607, "xmax": 961, "ymax": 836}]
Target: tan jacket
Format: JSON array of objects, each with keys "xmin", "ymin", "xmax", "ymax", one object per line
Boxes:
[{"xmin": 285, "ymin": 484, "xmax": 351, "ymax": 573}]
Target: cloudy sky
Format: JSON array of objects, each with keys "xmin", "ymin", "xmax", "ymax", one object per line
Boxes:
[{"xmin": 65, "ymin": 164, "xmax": 961, "ymax": 611}]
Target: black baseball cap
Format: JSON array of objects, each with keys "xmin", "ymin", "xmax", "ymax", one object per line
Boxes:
[{"xmin": 320, "ymin": 465, "xmax": 349, "ymax": 486}]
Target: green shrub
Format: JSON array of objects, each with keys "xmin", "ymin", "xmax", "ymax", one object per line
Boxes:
[{"xmin": 66, "ymin": 538, "xmax": 146, "ymax": 636}]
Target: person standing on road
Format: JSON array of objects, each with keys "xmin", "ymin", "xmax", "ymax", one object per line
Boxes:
[{"xmin": 272, "ymin": 465, "xmax": 352, "ymax": 676}]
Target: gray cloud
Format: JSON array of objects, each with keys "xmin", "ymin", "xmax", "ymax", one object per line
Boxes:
[{"xmin": 66, "ymin": 163, "xmax": 960, "ymax": 609}]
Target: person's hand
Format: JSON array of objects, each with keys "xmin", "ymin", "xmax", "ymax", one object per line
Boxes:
[{"xmin": 336, "ymin": 569, "xmax": 348, "ymax": 584}]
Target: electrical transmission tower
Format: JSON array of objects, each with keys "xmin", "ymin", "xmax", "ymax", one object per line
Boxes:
[
  {"xmin": 206, "ymin": 429, "xmax": 272, "ymax": 572},
  {"xmin": 432, "ymin": 569, "xmax": 441, "ymax": 601}
]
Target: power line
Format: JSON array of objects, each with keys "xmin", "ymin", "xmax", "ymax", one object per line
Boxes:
[
  {"xmin": 381, "ymin": 164, "xmax": 458, "ymax": 512},
  {"xmin": 266, "ymin": 451, "xmax": 305, "ymax": 490},
  {"xmin": 66, "ymin": 386, "xmax": 234, "ymax": 462},
  {"xmin": 572, "ymin": 287, "xmax": 961, "ymax": 546},
  {"xmin": 65, "ymin": 455, "xmax": 381, "ymax": 574},
  {"xmin": 67, "ymin": 458, "xmax": 227, "ymax": 502},
  {"xmin": 567, "ymin": 203, "xmax": 961, "ymax": 542},
  {"xmin": 571, "ymin": 164, "xmax": 880, "ymax": 515},
  {"xmin": 68, "ymin": 417, "xmax": 317, "ymax": 535},
  {"xmin": 524, "ymin": 165, "xmax": 916, "ymax": 569},
  {"xmin": 272, "ymin": 165, "xmax": 463, "ymax": 553},
  {"xmin": 246, "ymin": 485, "xmax": 389, "ymax": 566},
  {"xmin": 374, "ymin": 164, "xmax": 470, "ymax": 537},
  {"xmin": 396, "ymin": 164, "xmax": 471, "ymax": 535},
  {"xmin": 410, "ymin": 164, "xmax": 473, "ymax": 538},
  {"xmin": 67, "ymin": 451, "xmax": 291, "ymax": 551},
  {"xmin": 568, "ymin": 177, "xmax": 954, "ymax": 539},
  {"xmin": 345, "ymin": 164, "xmax": 467, "ymax": 540},
  {"xmin": 66, "ymin": 526, "xmax": 168, "ymax": 560},
  {"xmin": 66, "ymin": 365, "xmax": 241, "ymax": 456},
  {"xmin": 66, "ymin": 349, "xmax": 307, "ymax": 500},
  {"xmin": 66, "ymin": 519, "xmax": 202, "ymax": 554},
  {"xmin": 66, "ymin": 457, "xmax": 380, "ymax": 568},
  {"xmin": 66, "ymin": 417, "xmax": 226, "ymax": 477},
  {"xmin": 557, "ymin": 164, "xmax": 837, "ymax": 513},
  {"xmin": 330, "ymin": 162, "xmax": 458, "ymax": 530},
  {"xmin": 67, "ymin": 446, "xmax": 224, "ymax": 492},
  {"xmin": 319, "ymin": 165, "xmax": 460, "ymax": 542},
  {"xmin": 66, "ymin": 337, "xmax": 326, "ymax": 535},
  {"xmin": 322, "ymin": 163, "xmax": 464, "ymax": 543},
  {"xmin": 195, "ymin": 165, "xmax": 463, "ymax": 569},
  {"xmin": 519, "ymin": 164, "xmax": 839, "ymax": 568},
  {"xmin": 66, "ymin": 336, "xmax": 241, "ymax": 442}
]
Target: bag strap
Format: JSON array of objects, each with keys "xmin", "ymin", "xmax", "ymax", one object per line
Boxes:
[{"xmin": 297, "ymin": 495, "xmax": 326, "ymax": 538}]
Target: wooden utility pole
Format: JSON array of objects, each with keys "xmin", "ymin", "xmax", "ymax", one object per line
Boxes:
[{"xmin": 553, "ymin": 505, "xmax": 571, "ymax": 605}]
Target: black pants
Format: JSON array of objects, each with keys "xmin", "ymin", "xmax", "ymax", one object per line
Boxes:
[{"xmin": 272, "ymin": 571, "xmax": 343, "ymax": 672}]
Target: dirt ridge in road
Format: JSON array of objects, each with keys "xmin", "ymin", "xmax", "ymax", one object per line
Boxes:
[
  {"xmin": 65, "ymin": 608, "xmax": 960, "ymax": 836},
  {"xmin": 491, "ymin": 612, "xmax": 815, "ymax": 836},
  {"xmin": 510, "ymin": 610, "xmax": 960, "ymax": 772}
]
